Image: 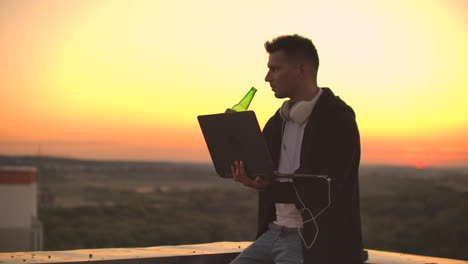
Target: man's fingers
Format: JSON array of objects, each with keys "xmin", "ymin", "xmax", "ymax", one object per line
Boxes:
[
  {"xmin": 232, "ymin": 160, "xmax": 265, "ymax": 190},
  {"xmin": 239, "ymin": 161, "xmax": 246, "ymax": 177},
  {"xmin": 232, "ymin": 161, "xmax": 241, "ymax": 182},
  {"xmin": 231, "ymin": 163, "xmax": 237, "ymax": 181},
  {"xmin": 239, "ymin": 161, "xmax": 250, "ymax": 180}
]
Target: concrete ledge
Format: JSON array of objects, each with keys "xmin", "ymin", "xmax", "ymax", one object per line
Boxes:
[
  {"xmin": 0, "ymin": 242, "xmax": 245, "ymax": 264},
  {"xmin": 0, "ymin": 241, "xmax": 466, "ymax": 264}
]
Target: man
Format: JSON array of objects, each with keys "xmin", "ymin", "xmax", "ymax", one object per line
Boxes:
[{"xmin": 230, "ymin": 34, "xmax": 364, "ymax": 264}]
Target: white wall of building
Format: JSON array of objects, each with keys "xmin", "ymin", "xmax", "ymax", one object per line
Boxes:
[
  {"xmin": 0, "ymin": 184, "xmax": 37, "ymax": 228},
  {"xmin": 0, "ymin": 167, "xmax": 42, "ymax": 252}
]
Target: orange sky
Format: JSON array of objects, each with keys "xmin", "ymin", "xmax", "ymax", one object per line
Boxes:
[{"xmin": 1, "ymin": 0, "xmax": 467, "ymax": 168}]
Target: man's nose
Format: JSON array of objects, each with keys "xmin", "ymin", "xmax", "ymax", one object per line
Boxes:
[{"xmin": 264, "ymin": 72, "xmax": 271, "ymax": 82}]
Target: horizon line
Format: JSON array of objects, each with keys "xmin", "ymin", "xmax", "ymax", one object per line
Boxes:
[{"xmin": 1, "ymin": 154, "xmax": 468, "ymax": 171}]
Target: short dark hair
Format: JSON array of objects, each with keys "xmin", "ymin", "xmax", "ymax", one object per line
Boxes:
[{"xmin": 264, "ymin": 34, "xmax": 319, "ymax": 72}]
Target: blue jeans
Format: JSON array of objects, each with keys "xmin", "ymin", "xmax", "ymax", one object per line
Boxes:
[{"xmin": 230, "ymin": 223, "xmax": 303, "ymax": 264}]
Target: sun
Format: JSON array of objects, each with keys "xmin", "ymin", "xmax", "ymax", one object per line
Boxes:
[{"xmin": 415, "ymin": 163, "xmax": 425, "ymax": 169}]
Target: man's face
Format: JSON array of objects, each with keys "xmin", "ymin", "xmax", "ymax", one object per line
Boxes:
[{"xmin": 264, "ymin": 50, "xmax": 300, "ymax": 99}]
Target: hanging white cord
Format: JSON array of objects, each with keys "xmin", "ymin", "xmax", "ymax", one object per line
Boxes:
[{"xmin": 292, "ymin": 176, "xmax": 331, "ymax": 249}]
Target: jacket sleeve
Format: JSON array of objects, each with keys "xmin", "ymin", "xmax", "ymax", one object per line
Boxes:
[{"xmin": 320, "ymin": 109, "xmax": 359, "ymax": 193}]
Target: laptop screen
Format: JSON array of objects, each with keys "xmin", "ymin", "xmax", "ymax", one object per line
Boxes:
[{"xmin": 197, "ymin": 111, "xmax": 275, "ymax": 179}]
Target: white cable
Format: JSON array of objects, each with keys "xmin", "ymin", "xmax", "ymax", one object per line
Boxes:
[{"xmin": 292, "ymin": 176, "xmax": 331, "ymax": 249}]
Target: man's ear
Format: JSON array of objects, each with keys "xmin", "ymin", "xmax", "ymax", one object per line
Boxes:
[
  {"xmin": 298, "ymin": 63, "xmax": 317, "ymax": 79},
  {"xmin": 297, "ymin": 63, "xmax": 308, "ymax": 79}
]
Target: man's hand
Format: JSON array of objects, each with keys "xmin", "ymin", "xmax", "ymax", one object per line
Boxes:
[{"xmin": 231, "ymin": 160, "xmax": 269, "ymax": 190}]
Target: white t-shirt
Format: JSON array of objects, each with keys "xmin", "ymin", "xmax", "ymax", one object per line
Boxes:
[{"xmin": 274, "ymin": 88, "xmax": 323, "ymax": 228}]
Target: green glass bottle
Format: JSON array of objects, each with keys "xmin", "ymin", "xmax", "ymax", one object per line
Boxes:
[{"xmin": 226, "ymin": 87, "xmax": 257, "ymax": 113}]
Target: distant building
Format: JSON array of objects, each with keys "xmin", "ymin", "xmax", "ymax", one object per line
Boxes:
[{"xmin": 0, "ymin": 166, "xmax": 43, "ymax": 252}]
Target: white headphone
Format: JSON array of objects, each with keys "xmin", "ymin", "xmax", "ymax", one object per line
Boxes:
[{"xmin": 279, "ymin": 100, "xmax": 314, "ymax": 124}]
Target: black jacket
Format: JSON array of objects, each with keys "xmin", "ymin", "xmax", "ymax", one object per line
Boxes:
[{"xmin": 259, "ymin": 88, "xmax": 364, "ymax": 264}]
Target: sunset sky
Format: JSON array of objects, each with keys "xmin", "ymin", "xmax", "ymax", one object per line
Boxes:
[{"xmin": 1, "ymin": 0, "xmax": 467, "ymax": 168}]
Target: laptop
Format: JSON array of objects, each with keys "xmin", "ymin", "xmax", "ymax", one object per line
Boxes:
[
  {"xmin": 197, "ymin": 111, "xmax": 329, "ymax": 180},
  {"xmin": 197, "ymin": 111, "xmax": 275, "ymax": 179}
]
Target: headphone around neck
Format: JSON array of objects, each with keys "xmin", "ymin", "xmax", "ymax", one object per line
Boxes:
[{"xmin": 279, "ymin": 100, "xmax": 314, "ymax": 124}]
